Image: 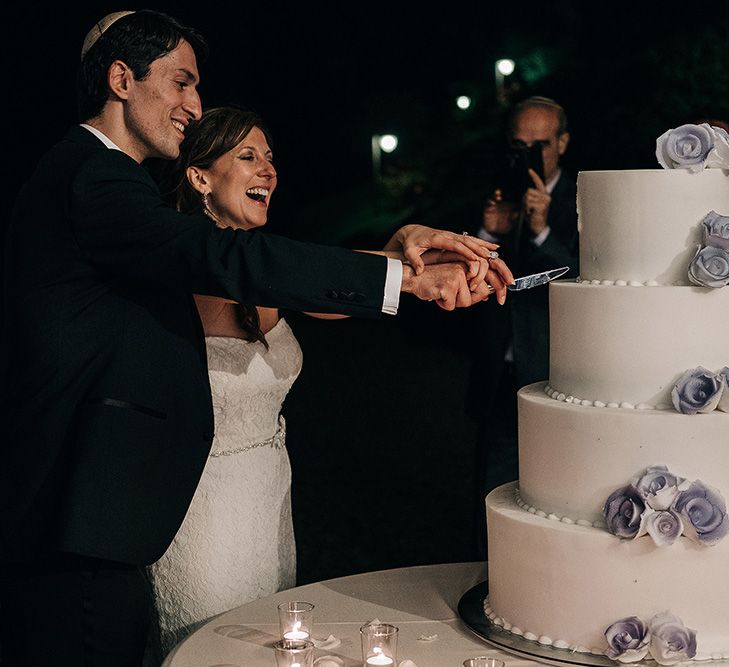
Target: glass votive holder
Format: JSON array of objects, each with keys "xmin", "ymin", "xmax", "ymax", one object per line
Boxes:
[
  {"xmin": 277, "ymin": 601, "xmax": 314, "ymax": 641},
  {"xmin": 360, "ymin": 623, "xmax": 398, "ymax": 665},
  {"xmin": 274, "ymin": 639, "xmax": 314, "ymax": 667},
  {"xmin": 463, "ymin": 658, "xmax": 505, "ymax": 667}
]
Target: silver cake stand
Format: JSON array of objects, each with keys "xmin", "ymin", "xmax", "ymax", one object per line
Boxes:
[{"xmin": 458, "ymin": 581, "xmax": 624, "ymax": 667}]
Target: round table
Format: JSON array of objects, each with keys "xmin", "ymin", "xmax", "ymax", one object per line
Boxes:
[{"xmin": 162, "ymin": 561, "xmax": 539, "ymax": 667}]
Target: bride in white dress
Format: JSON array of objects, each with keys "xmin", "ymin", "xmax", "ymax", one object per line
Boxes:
[{"xmin": 147, "ymin": 108, "xmax": 316, "ymax": 659}]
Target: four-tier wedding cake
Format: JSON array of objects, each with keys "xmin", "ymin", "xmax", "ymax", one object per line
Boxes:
[{"xmin": 483, "ymin": 123, "xmax": 729, "ymax": 664}]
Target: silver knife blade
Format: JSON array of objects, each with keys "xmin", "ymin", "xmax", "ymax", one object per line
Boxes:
[{"xmin": 507, "ymin": 266, "xmax": 570, "ymax": 291}]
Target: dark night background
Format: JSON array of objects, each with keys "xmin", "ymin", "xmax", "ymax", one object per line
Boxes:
[{"xmin": 4, "ymin": 3, "xmax": 729, "ymax": 584}]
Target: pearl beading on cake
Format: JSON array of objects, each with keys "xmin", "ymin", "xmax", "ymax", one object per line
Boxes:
[
  {"xmin": 543, "ymin": 384, "xmax": 673, "ymax": 411},
  {"xmin": 514, "ymin": 486, "xmax": 605, "ymax": 529},
  {"xmin": 576, "ymin": 276, "xmax": 661, "ymax": 287},
  {"xmin": 482, "ymin": 597, "xmax": 603, "ymax": 656}
]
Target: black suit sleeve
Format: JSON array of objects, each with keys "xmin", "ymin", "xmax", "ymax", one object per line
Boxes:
[{"xmin": 69, "ymin": 149, "xmax": 387, "ymax": 318}]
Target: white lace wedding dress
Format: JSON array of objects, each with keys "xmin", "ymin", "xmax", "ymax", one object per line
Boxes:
[{"xmin": 147, "ymin": 318, "xmax": 302, "ymax": 660}]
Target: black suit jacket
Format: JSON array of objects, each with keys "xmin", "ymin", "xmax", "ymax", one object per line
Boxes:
[
  {"xmin": 466, "ymin": 171, "xmax": 578, "ymax": 418},
  {"xmin": 1, "ymin": 126, "xmax": 387, "ymax": 565}
]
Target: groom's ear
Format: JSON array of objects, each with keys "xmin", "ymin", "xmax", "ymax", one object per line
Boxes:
[
  {"xmin": 186, "ymin": 166, "xmax": 209, "ymax": 195},
  {"xmin": 107, "ymin": 60, "xmax": 134, "ymax": 101}
]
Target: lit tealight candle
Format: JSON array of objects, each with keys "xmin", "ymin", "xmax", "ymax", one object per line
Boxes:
[
  {"xmin": 283, "ymin": 621, "xmax": 309, "ymax": 641},
  {"xmin": 366, "ymin": 647, "xmax": 394, "ymax": 665}
]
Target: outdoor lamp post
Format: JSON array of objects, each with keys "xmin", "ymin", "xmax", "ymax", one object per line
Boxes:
[
  {"xmin": 494, "ymin": 58, "xmax": 515, "ymax": 105},
  {"xmin": 371, "ymin": 134, "xmax": 398, "ymax": 183}
]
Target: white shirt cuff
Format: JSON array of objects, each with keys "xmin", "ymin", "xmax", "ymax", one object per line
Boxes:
[
  {"xmin": 531, "ymin": 225, "xmax": 551, "ymax": 247},
  {"xmin": 382, "ymin": 257, "xmax": 402, "ymax": 315}
]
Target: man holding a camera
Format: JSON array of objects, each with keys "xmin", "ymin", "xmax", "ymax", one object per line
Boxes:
[
  {"xmin": 468, "ymin": 96, "xmax": 579, "ymax": 558},
  {"xmin": 480, "ymin": 96, "xmax": 577, "ymax": 300}
]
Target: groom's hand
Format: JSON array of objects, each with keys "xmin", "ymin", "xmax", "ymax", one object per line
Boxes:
[
  {"xmin": 419, "ymin": 250, "xmax": 513, "ymax": 305},
  {"xmin": 401, "ymin": 262, "xmax": 492, "ymax": 310}
]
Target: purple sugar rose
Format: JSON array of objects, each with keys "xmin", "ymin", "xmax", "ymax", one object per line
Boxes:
[
  {"xmin": 648, "ymin": 612, "xmax": 697, "ymax": 665},
  {"xmin": 604, "ymin": 485, "xmax": 645, "ymax": 539},
  {"xmin": 688, "ymin": 245, "xmax": 729, "ymax": 288},
  {"xmin": 656, "ymin": 123, "xmax": 715, "ymax": 172},
  {"xmin": 632, "ymin": 465, "xmax": 685, "ymax": 510},
  {"xmin": 673, "ymin": 480, "xmax": 729, "ymax": 545},
  {"xmin": 718, "ymin": 367, "xmax": 729, "ymax": 413},
  {"xmin": 706, "ymin": 124, "xmax": 729, "ymax": 168},
  {"xmin": 642, "ymin": 510, "xmax": 683, "ymax": 547},
  {"xmin": 605, "ymin": 616, "xmax": 650, "ymax": 663},
  {"xmin": 702, "ymin": 210, "xmax": 729, "ymax": 251},
  {"xmin": 671, "ymin": 367, "xmax": 723, "ymax": 414}
]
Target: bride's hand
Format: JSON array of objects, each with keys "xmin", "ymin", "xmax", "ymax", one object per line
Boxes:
[{"xmin": 384, "ymin": 224, "xmax": 500, "ymax": 275}]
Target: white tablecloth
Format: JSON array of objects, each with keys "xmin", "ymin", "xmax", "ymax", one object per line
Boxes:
[{"xmin": 162, "ymin": 561, "xmax": 540, "ymax": 667}]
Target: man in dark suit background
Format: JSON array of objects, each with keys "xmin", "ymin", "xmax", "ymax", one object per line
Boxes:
[
  {"xmin": 0, "ymin": 10, "xmax": 511, "ymax": 665},
  {"xmin": 468, "ymin": 96, "xmax": 579, "ymax": 558}
]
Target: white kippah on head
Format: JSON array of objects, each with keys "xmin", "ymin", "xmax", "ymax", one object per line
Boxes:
[{"xmin": 80, "ymin": 10, "xmax": 136, "ymax": 60}]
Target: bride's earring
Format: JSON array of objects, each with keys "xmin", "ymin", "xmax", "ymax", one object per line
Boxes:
[
  {"xmin": 201, "ymin": 191, "xmax": 227, "ymax": 229},
  {"xmin": 202, "ymin": 192, "xmax": 212, "ymax": 217},
  {"xmin": 202, "ymin": 192, "xmax": 220, "ymax": 224}
]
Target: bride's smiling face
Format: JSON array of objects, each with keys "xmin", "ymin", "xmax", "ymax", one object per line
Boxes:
[{"xmin": 198, "ymin": 126, "xmax": 277, "ymax": 230}]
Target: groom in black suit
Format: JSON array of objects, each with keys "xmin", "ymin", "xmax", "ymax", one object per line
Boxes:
[{"xmin": 0, "ymin": 10, "xmax": 511, "ymax": 666}]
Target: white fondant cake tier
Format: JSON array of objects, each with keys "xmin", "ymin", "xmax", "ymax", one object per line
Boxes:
[
  {"xmin": 517, "ymin": 383, "xmax": 729, "ymax": 524},
  {"xmin": 486, "ymin": 482, "xmax": 729, "ymax": 659},
  {"xmin": 549, "ymin": 281, "xmax": 729, "ymax": 407},
  {"xmin": 577, "ymin": 169, "xmax": 729, "ymax": 285}
]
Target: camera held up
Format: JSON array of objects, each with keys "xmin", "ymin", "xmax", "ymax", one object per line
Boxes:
[{"xmin": 500, "ymin": 141, "xmax": 545, "ymax": 205}]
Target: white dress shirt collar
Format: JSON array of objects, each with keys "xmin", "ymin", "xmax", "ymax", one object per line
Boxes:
[
  {"xmin": 545, "ymin": 168, "xmax": 561, "ymax": 194},
  {"xmin": 80, "ymin": 124, "xmax": 123, "ymax": 151}
]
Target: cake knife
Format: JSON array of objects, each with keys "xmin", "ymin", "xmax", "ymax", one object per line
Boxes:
[{"xmin": 506, "ymin": 266, "xmax": 570, "ymax": 291}]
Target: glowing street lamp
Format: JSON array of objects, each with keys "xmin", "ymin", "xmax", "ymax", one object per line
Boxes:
[
  {"xmin": 494, "ymin": 58, "xmax": 515, "ymax": 105},
  {"xmin": 496, "ymin": 58, "xmax": 515, "ymax": 76},
  {"xmin": 379, "ymin": 134, "xmax": 398, "ymax": 153},
  {"xmin": 456, "ymin": 95, "xmax": 472, "ymax": 110},
  {"xmin": 371, "ymin": 133, "xmax": 398, "ymax": 182}
]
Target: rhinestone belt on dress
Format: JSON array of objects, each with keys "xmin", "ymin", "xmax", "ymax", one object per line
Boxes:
[{"xmin": 209, "ymin": 414, "xmax": 286, "ymax": 457}]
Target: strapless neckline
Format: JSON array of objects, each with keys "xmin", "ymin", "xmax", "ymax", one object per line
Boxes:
[{"xmin": 205, "ymin": 316, "xmax": 288, "ymax": 345}]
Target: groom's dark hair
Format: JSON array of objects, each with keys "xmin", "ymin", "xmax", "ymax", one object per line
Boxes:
[{"xmin": 76, "ymin": 9, "xmax": 208, "ymax": 122}]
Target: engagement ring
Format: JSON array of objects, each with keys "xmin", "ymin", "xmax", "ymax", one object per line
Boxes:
[{"xmin": 487, "ymin": 250, "xmax": 499, "ymax": 259}]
